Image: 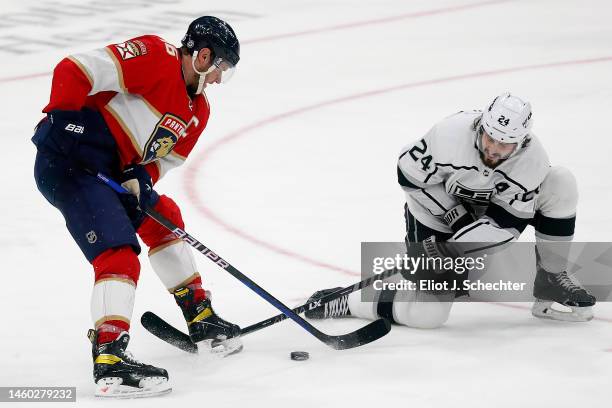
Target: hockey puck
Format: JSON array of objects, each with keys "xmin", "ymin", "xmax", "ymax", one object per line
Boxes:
[{"xmin": 290, "ymin": 351, "xmax": 309, "ymax": 361}]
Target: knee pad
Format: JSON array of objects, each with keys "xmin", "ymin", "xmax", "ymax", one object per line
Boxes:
[
  {"xmin": 537, "ymin": 166, "xmax": 578, "ymax": 218},
  {"xmin": 392, "ymin": 290, "xmax": 453, "ymax": 329},
  {"xmin": 138, "ymin": 195, "xmax": 185, "ymax": 250},
  {"xmin": 92, "ymin": 245, "xmax": 140, "ymax": 284}
]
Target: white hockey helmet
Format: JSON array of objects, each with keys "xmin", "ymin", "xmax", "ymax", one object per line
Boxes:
[{"xmin": 481, "ymin": 92, "xmax": 533, "ymax": 144}]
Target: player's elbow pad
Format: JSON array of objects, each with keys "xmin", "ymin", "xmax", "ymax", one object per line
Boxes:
[{"xmin": 397, "ymin": 165, "xmax": 423, "ymax": 192}]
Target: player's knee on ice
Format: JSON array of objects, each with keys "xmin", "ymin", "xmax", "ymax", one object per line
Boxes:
[
  {"xmin": 536, "ymin": 166, "xmax": 578, "ymax": 218},
  {"xmin": 392, "ymin": 290, "xmax": 453, "ymax": 329},
  {"xmin": 347, "ymin": 286, "xmax": 453, "ymax": 329}
]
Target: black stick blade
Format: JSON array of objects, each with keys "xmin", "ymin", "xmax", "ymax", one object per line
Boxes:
[
  {"xmin": 141, "ymin": 311, "xmax": 198, "ymax": 354},
  {"xmin": 322, "ymin": 318, "xmax": 391, "ymax": 350}
]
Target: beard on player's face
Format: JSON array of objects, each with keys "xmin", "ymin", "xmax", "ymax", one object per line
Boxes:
[
  {"xmin": 186, "ymin": 83, "xmax": 198, "ymax": 97},
  {"xmin": 479, "ymin": 150, "xmax": 504, "ymax": 168},
  {"xmin": 478, "ymin": 129, "xmax": 516, "ymax": 168}
]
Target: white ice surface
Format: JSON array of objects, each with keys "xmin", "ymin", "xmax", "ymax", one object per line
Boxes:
[{"xmin": 1, "ymin": 0, "xmax": 612, "ymax": 406}]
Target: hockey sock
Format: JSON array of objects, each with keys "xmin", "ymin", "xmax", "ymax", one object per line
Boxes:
[
  {"xmin": 174, "ymin": 275, "xmax": 207, "ymax": 306},
  {"xmin": 96, "ymin": 320, "xmax": 130, "ymax": 345},
  {"xmin": 139, "ymin": 195, "xmax": 203, "ymax": 292},
  {"xmin": 346, "ymin": 271, "xmax": 400, "ymax": 320},
  {"xmin": 347, "ymin": 272, "xmax": 404, "ymax": 320},
  {"xmin": 149, "ymin": 239, "xmax": 203, "ymax": 293},
  {"xmin": 347, "ymin": 291, "xmax": 378, "ymax": 320},
  {"xmin": 377, "ymin": 288, "xmax": 398, "ymax": 323},
  {"xmin": 392, "ymin": 289, "xmax": 454, "ymax": 328},
  {"xmin": 91, "ymin": 246, "xmax": 140, "ymax": 344},
  {"xmin": 533, "ymin": 165, "xmax": 577, "ymax": 274}
]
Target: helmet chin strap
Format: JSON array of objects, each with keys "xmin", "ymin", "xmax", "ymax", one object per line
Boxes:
[{"xmin": 191, "ymin": 50, "xmax": 217, "ymax": 94}]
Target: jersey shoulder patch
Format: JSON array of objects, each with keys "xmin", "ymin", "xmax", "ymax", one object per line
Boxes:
[
  {"xmin": 112, "ymin": 39, "xmax": 148, "ymax": 61},
  {"xmin": 110, "ymin": 35, "xmax": 179, "ymax": 66}
]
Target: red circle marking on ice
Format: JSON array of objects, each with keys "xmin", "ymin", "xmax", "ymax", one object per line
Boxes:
[
  {"xmin": 0, "ymin": 0, "xmax": 528, "ymax": 277},
  {"xmin": 184, "ymin": 56, "xmax": 612, "ymax": 277},
  {"xmin": 4, "ymin": 1, "xmax": 611, "ymax": 327}
]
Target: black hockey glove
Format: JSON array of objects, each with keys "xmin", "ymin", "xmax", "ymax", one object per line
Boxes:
[
  {"xmin": 422, "ymin": 235, "xmax": 460, "ymax": 259},
  {"xmin": 32, "ymin": 110, "xmax": 86, "ymax": 156},
  {"xmin": 443, "ymin": 204, "xmax": 475, "ymax": 233},
  {"xmin": 120, "ymin": 164, "xmax": 156, "ymax": 209},
  {"xmin": 119, "ymin": 164, "xmax": 157, "ymax": 228},
  {"xmin": 402, "ymin": 236, "xmax": 468, "ymax": 296}
]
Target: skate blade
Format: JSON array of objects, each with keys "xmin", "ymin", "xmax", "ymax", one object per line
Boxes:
[
  {"xmin": 95, "ymin": 377, "xmax": 172, "ymax": 399},
  {"xmin": 204, "ymin": 337, "xmax": 244, "ymax": 358},
  {"xmin": 531, "ymin": 300, "xmax": 594, "ymax": 322}
]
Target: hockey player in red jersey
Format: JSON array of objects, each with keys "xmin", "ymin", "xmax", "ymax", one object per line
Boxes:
[{"xmin": 32, "ymin": 16, "xmax": 241, "ymax": 398}]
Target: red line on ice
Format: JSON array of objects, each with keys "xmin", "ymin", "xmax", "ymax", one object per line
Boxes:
[
  {"xmin": 184, "ymin": 55, "xmax": 612, "ymax": 277},
  {"xmin": 6, "ymin": 1, "xmax": 612, "ymax": 326},
  {"xmin": 0, "ymin": 72, "xmax": 52, "ymax": 83},
  {"xmin": 0, "ymin": 0, "xmax": 513, "ymax": 84},
  {"xmin": 245, "ymin": 0, "xmax": 515, "ymax": 45}
]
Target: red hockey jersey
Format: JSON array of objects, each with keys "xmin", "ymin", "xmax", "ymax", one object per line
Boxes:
[{"xmin": 44, "ymin": 35, "xmax": 210, "ymax": 183}]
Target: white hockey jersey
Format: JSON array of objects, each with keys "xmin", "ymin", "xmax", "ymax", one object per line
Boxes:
[{"xmin": 398, "ymin": 110, "xmax": 550, "ymax": 242}]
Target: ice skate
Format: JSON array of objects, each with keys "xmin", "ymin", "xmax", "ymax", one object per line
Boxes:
[
  {"xmin": 174, "ymin": 287, "xmax": 243, "ymax": 357},
  {"xmin": 89, "ymin": 330, "xmax": 171, "ymax": 398},
  {"xmin": 531, "ymin": 269, "xmax": 596, "ymax": 322}
]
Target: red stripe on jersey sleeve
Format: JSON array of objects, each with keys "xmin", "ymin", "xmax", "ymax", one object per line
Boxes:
[{"xmin": 43, "ymin": 57, "xmax": 93, "ymax": 112}]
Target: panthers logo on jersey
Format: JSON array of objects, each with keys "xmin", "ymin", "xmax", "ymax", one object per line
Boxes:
[{"xmin": 142, "ymin": 113, "xmax": 187, "ymax": 163}]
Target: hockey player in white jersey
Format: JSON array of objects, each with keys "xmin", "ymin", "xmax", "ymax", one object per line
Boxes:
[{"xmin": 306, "ymin": 92, "xmax": 596, "ymax": 327}]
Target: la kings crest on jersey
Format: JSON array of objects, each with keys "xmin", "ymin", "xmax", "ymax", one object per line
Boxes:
[{"xmin": 398, "ymin": 111, "xmax": 550, "ymax": 232}]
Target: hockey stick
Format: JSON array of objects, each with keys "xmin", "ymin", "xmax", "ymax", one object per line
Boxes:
[
  {"xmin": 241, "ymin": 266, "xmax": 401, "ymax": 336},
  {"xmin": 140, "ymin": 267, "xmax": 401, "ymax": 353},
  {"xmin": 141, "ymin": 311, "xmax": 198, "ymax": 353},
  {"xmin": 93, "ymin": 171, "xmax": 391, "ymax": 350}
]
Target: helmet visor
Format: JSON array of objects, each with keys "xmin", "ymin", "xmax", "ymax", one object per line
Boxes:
[{"xmin": 211, "ymin": 56, "xmax": 236, "ymax": 84}]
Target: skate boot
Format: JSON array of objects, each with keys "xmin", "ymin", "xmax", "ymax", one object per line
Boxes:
[
  {"xmin": 304, "ymin": 287, "xmax": 351, "ymax": 319},
  {"xmin": 531, "ymin": 268, "xmax": 596, "ymax": 322},
  {"xmin": 173, "ymin": 287, "xmax": 243, "ymax": 356},
  {"xmin": 89, "ymin": 330, "xmax": 171, "ymax": 398}
]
